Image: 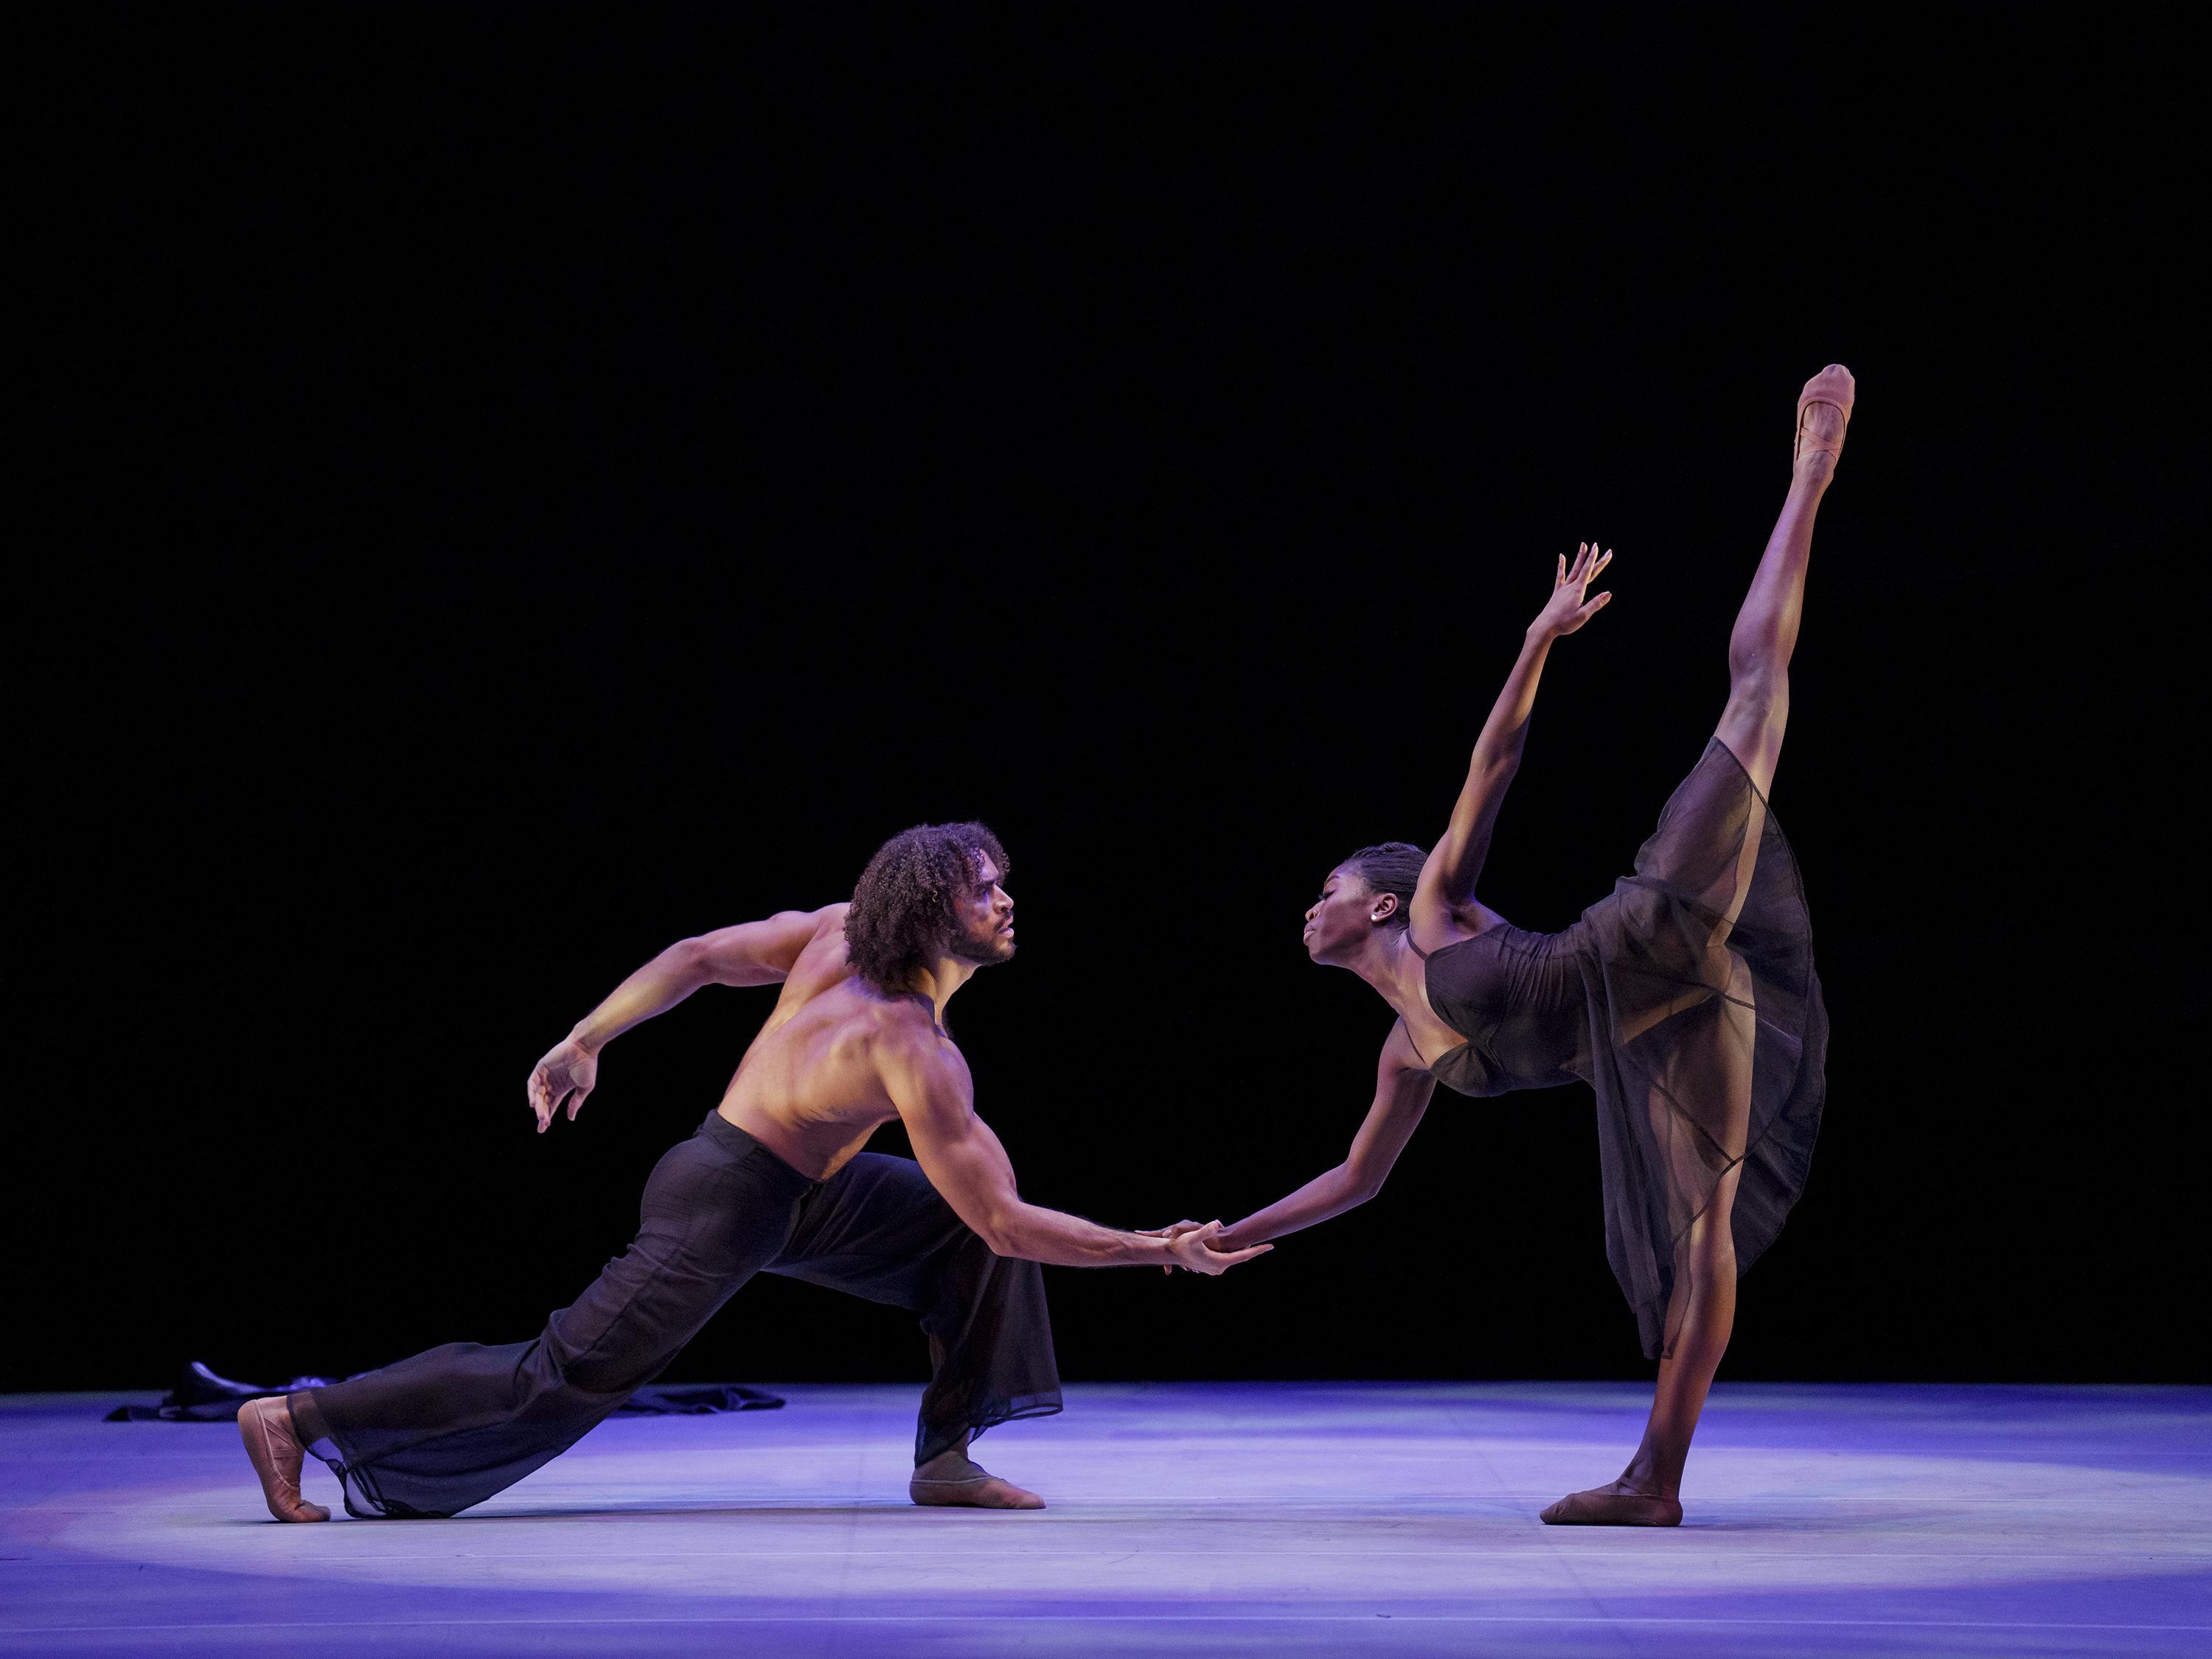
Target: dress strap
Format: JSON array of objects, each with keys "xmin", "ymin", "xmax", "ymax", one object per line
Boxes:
[{"xmin": 1402, "ymin": 928, "xmax": 1430, "ymax": 961}]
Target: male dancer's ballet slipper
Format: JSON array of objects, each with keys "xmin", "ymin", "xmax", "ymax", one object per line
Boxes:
[
  {"xmin": 237, "ymin": 1395, "xmax": 330, "ymax": 1523},
  {"xmin": 1794, "ymin": 363, "xmax": 1856, "ymax": 465},
  {"xmin": 908, "ymin": 1469, "xmax": 1047, "ymax": 1510},
  {"xmin": 1539, "ymin": 1484, "xmax": 1683, "ymax": 1527}
]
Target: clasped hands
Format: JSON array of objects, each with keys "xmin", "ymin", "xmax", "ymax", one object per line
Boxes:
[{"xmin": 1137, "ymin": 1219, "xmax": 1270, "ymax": 1276}]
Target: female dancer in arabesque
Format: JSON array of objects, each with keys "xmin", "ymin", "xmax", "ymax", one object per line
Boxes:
[{"xmin": 1189, "ymin": 366, "xmax": 1850, "ymax": 1526}]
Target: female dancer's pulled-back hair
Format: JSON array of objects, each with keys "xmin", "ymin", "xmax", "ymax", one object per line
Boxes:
[
  {"xmin": 1343, "ymin": 842, "xmax": 1427, "ymax": 928},
  {"xmin": 845, "ymin": 821, "xmax": 1009, "ymax": 993}
]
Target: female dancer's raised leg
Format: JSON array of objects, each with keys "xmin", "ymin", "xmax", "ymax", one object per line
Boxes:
[
  {"xmin": 1716, "ymin": 362, "xmax": 1854, "ymax": 801},
  {"xmin": 1543, "ymin": 365, "xmax": 1852, "ymax": 1527}
]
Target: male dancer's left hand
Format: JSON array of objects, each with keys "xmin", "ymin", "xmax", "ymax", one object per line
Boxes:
[{"xmin": 528, "ymin": 1038, "xmax": 598, "ymax": 1133}]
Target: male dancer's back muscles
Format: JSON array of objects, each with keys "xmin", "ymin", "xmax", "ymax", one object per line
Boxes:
[{"xmin": 241, "ymin": 823, "xmax": 1262, "ymax": 1523}]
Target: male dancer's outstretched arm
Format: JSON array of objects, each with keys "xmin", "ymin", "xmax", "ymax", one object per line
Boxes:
[
  {"xmin": 528, "ymin": 907, "xmax": 840, "ymax": 1132},
  {"xmin": 889, "ymin": 1034, "xmax": 1266, "ymax": 1271}
]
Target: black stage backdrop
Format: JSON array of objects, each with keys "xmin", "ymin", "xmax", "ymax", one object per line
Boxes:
[{"xmin": 13, "ymin": 14, "xmax": 2195, "ymax": 1391}]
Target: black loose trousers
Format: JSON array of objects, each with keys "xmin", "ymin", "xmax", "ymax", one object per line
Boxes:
[{"xmin": 305, "ymin": 1113, "xmax": 1061, "ymax": 1518}]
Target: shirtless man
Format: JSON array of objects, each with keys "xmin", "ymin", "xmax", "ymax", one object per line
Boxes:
[{"xmin": 237, "ymin": 821, "xmax": 1265, "ymax": 1523}]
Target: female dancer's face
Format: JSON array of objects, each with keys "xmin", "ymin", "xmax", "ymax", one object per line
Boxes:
[{"xmin": 1302, "ymin": 866, "xmax": 1391, "ymax": 965}]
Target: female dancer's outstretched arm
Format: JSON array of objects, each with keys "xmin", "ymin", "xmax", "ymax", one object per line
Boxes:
[
  {"xmin": 1203, "ymin": 1025, "xmax": 1438, "ymax": 1251},
  {"xmin": 1409, "ymin": 545, "xmax": 1612, "ymax": 940}
]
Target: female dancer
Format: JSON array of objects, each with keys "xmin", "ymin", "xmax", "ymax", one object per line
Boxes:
[{"xmin": 1200, "ymin": 366, "xmax": 1850, "ymax": 1526}]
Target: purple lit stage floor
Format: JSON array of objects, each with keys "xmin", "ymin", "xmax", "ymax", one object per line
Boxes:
[{"xmin": 3, "ymin": 1382, "xmax": 2208, "ymax": 1657}]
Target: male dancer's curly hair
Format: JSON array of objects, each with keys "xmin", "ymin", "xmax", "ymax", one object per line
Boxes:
[
  {"xmin": 1343, "ymin": 841, "xmax": 1427, "ymax": 928},
  {"xmin": 845, "ymin": 821, "xmax": 1010, "ymax": 993}
]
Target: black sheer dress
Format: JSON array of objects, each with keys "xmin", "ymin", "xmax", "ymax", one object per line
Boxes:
[{"xmin": 1404, "ymin": 737, "xmax": 1826, "ymax": 1357}]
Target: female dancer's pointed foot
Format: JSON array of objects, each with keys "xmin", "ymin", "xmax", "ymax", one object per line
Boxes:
[
  {"xmin": 237, "ymin": 1397, "xmax": 330, "ymax": 1523},
  {"xmin": 1539, "ymin": 1480, "xmax": 1683, "ymax": 1527},
  {"xmin": 908, "ymin": 1449, "xmax": 1046, "ymax": 1509},
  {"xmin": 1794, "ymin": 363, "xmax": 1855, "ymax": 470}
]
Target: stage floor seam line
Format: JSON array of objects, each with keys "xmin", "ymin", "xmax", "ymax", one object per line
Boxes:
[
  {"xmin": 135, "ymin": 1547, "xmax": 2199, "ymax": 1560},
  {"xmin": 10, "ymin": 1615, "xmax": 2212, "ymax": 1633}
]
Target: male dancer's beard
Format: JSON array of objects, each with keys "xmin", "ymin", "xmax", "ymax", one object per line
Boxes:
[{"xmin": 949, "ymin": 928, "xmax": 1015, "ymax": 966}]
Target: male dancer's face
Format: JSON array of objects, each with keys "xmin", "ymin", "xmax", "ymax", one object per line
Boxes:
[{"xmin": 946, "ymin": 852, "xmax": 1017, "ymax": 966}]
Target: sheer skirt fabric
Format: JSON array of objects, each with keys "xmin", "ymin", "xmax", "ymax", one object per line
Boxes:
[{"xmin": 1422, "ymin": 737, "xmax": 1826, "ymax": 1357}]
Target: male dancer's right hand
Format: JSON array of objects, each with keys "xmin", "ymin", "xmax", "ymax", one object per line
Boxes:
[{"xmin": 527, "ymin": 1037, "xmax": 598, "ymax": 1133}]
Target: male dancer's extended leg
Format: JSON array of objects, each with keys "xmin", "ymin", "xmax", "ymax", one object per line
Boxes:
[
  {"xmin": 768, "ymin": 1152, "xmax": 1062, "ymax": 1509},
  {"xmin": 1545, "ymin": 366, "xmax": 1850, "ymax": 1528},
  {"xmin": 240, "ymin": 1115, "xmax": 814, "ymax": 1521}
]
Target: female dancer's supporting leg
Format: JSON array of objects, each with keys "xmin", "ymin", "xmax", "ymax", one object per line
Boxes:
[{"xmin": 1543, "ymin": 364, "xmax": 1852, "ymax": 1526}]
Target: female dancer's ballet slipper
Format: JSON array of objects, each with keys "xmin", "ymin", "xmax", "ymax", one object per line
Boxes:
[
  {"xmin": 1794, "ymin": 363, "xmax": 1856, "ymax": 464},
  {"xmin": 908, "ymin": 1468, "xmax": 1047, "ymax": 1510},
  {"xmin": 237, "ymin": 1395, "xmax": 330, "ymax": 1522},
  {"xmin": 1539, "ymin": 1484, "xmax": 1683, "ymax": 1527}
]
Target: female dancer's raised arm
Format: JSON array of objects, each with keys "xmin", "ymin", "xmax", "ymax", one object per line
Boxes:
[{"xmin": 1409, "ymin": 544, "xmax": 1613, "ymax": 943}]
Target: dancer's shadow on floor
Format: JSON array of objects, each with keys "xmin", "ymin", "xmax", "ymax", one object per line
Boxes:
[
  {"xmin": 245, "ymin": 1495, "xmax": 1984, "ymax": 1528},
  {"xmin": 295, "ymin": 1502, "xmax": 1001, "ymax": 1523}
]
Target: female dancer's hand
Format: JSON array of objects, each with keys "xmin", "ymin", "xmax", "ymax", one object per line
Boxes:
[
  {"xmin": 1164, "ymin": 1220, "xmax": 1272, "ymax": 1276},
  {"xmin": 1141, "ymin": 1220, "xmax": 1269, "ymax": 1276},
  {"xmin": 1137, "ymin": 1219, "xmax": 1206, "ymax": 1273},
  {"xmin": 1532, "ymin": 543, "xmax": 1613, "ymax": 638},
  {"xmin": 527, "ymin": 1037, "xmax": 598, "ymax": 1133}
]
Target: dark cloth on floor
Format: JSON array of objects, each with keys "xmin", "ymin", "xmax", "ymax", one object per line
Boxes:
[
  {"xmin": 1409, "ymin": 737, "xmax": 1826, "ymax": 1357},
  {"xmin": 105, "ymin": 1362, "xmax": 341, "ymax": 1422},
  {"xmin": 303, "ymin": 1112, "xmax": 1060, "ymax": 1518},
  {"xmin": 103, "ymin": 1363, "xmax": 783, "ymax": 1422},
  {"xmin": 616, "ymin": 1383, "xmax": 784, "ymax": 1416}
]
